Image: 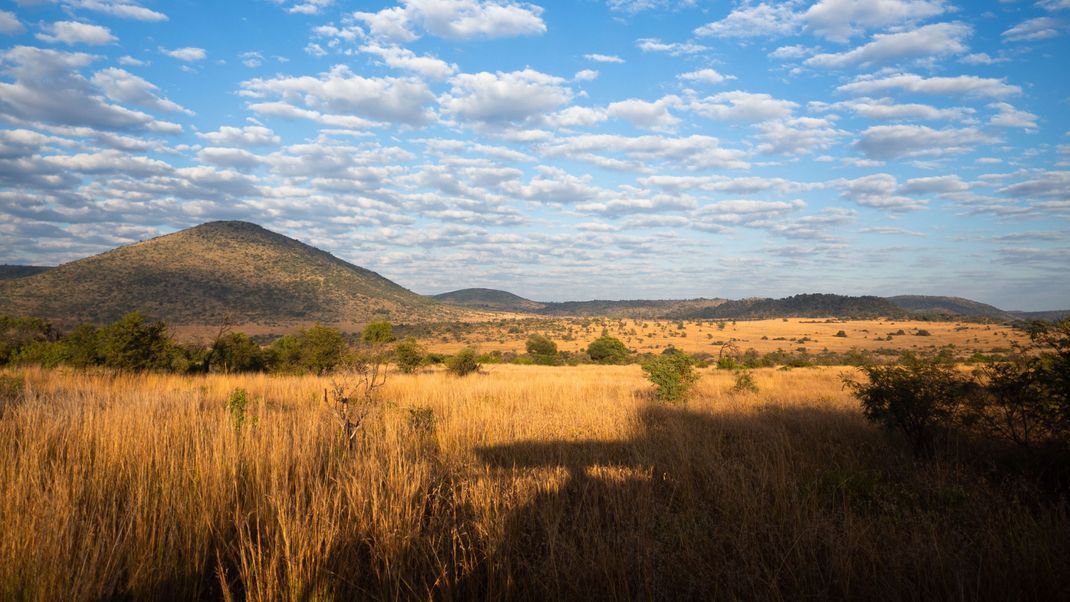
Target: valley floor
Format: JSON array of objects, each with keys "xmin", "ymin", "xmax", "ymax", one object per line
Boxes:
[{"xmin": 1, "ymin": 365, "xmax": 1067, "ymax": 600}]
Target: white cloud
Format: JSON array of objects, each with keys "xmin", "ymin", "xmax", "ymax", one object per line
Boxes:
[
  {"xmin": 769, "ymin": 45, "xmax": 808, "ymax": 59},
  {"xmin": 678, "ymin": 68, "xmax": 734, "ymax": 84},
  {"xmin": 636, "ymin": 38, "xmax": 707, "ymax": 55},
  {"xmin": 804, "ymin": 22, "xmax": 970, "ymax": 69},
  {"xmin": 0, "ymin": 10, "xmax": 25, "ymax": 35},
  {"xmin": 988, "ymin": 102, "xmax": 1038, "ymax": 131},
  {"xmin": 242, "ymin": 65, "xmax": 435, "ymax": 126},
  {"xmin": 289, "ymin": 0, "xmax": 333, "ymax": 15},
  {"xmin": 118, "ymin": 55, "xmax": 146, "ymax": 66},
  {"xmin": 1040, "ymin": 0, "xmax": 1070, "ymax": 10},
  {"xmin": 688, "ymin": 91, "xmax": 797, "ymax": 122},
  {"xmin": 960, "ymin": 52, "xmax": 1006, "ymax": 65},
  {"xmin": 543, "ymin": 106, "xmax": 609, "ymax": 129},
  {"xmin": 0, "ymin": 46, "xmax": 181, "ymax": 133},
  {"xmin": 855, "ymin": 125, "xmax": 998, "ymax": 160},
  {"xmin": 360, "ymin": 43, "xmax": 457, "ymax": 80},
  {"xmin": 838, "ymin": 73, "xmax": 1021, "ymax": 99},
  {"xmin": 585, "ymin": 53, "xmax": 624, "ymax": 64},
  {"xmin": 694, "ymin": 2, "xmax": 800, "ymax": 38},
  {"xmin": 37, "ymin": 21, "xmax": 117, "ymax": 45},
  {"xmin": 196, "ymin": 147, "xmax": 264, "ymax": 170},
  {"xmin": 90, "ymin": 68, "xmax": 192, "ymax": 114},
  {"xmin": 197, "ymin": 125, "xmax": 281, "ymax": 147},
  {"xmin": 898, "ymin": 175, "xmax": 968, "ymax": 194},
  {"xmin": 355, "ymin": 0, "xmax": 546, "ymax": 42},
  {"xmin": 161, "ymin": 47, "xmax": 207, "ymax": 62},
  {"xmin": 66, "ymin": 0, "xmax": 167, "ymax": 21},
  {"xmin": 813, "ymin": 97, "xmax": 973, "ymax": 121},
  {"xmin": 240, "ymin": 51, "xmax": 263, "ymax": 68},
  {"xmin": 804, "ymin": 0, "xmax": 948, "ymax": 42},
  {"xmin": 574, "ymin": 69, "xmax": 599, "ymax": 82},
  {"xmin": 838, "ymin": 173, "xmax": 924, "ymax": 210},
  {"xmin": 755, "ymin": 116, "xmax": 846, "ymax": 156},
  {"xmin": 439, "ymin": 68, "xmax": 571, "ymax": 125},
  {"xmin": 1002, "ymin": 17, "xmax": 1062, "ymax": 42},
  {"xmin": 542, "ymin": 134, "xmax": 749, "ymax": 171},
  {"xmin": 607, "ymin": 96, "xmax": 681, "ymax": 131}
]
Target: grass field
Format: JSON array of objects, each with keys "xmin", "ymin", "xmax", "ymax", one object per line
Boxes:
[
  {"xmin": 2, "ymin": 364, "xmax": 1066, "ymax": 600},
  {"xmin": 406, "ymin": 317, "xmax": 1027, "ymax": 357}
]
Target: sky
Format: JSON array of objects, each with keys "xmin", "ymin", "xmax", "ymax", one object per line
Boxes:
[{"xmin": 0, "ymin": 0, "xmax": 1068, "ymax": 310}]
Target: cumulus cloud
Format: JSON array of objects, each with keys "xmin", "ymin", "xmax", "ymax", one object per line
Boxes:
[
  {"xmin": 838, "ymin": 72, "xmax": 1021, "ymax": 99},
  {"xmin": 636, "ymin": 38, "xmax": 707, "ymax": 55},
  {"xmin": 988, "ymin": 102, "xmax": 1038, "ymax": 131},
  {"xmin": 687, "ymin": 91, "xmax": 797, "ymax": 122},
  {"xmin": 607, "ymin": 96, "xmax": 681, "ymax": 131},
  {"xmin": 37, "ymin": 21, "xmax": 117, "ymax": 45},
  {"xmin": 241, "ymin": 65, "xmax": 435, "ymax": 126},
  {"xmin": 354, "ymin": 0, "xmax": 546, "ymax": 42},
  {"xmin": 360, "ymin": 43, "xmax": 457, "ymax": 80},
  {"xmin": 0, "ymin": 11, "xmax": 25, "ymax": 35},
  {"xmin": 197, "ymin": 125, "xmax": 281, "ymax": 147},
  {"xmin": 854, "ymin": 125, "xmax": 997, "ymax": 161},
  {"xmin": 0, "ymin": 46, "xmax": 181, "ymax": 133},
  {"xmin": 838, "ymin": 173, "xmax": 925, "ymax": 210},
  {"xmin": 161, "ymin": 47, "xmax": 207, "ymax": 61},
  {"xmin": 585, "ymin": 53, "xmax": 624, "ymax": 63},
  {"xmin": 91, "ymin": 68, "xmax": 192, "ymax": 114},
  {"xmin": 542, "ymin": 134, "xmax": 749, "ymax": 171},
  {"xmin": 804, "ymin": 22, "xmax": 970, "ymax": 69},
  {"xmin": 439, "ymin": 68, "xmax": 571, "ymax": 125},
  {"xmin": 694, "ymin": 2, "xmax": 800, "ymax": 38},
  {"xmin": 1002, "ymin": 17, "xmax": 1062, "ymax": 42},
  {"xmin": 804, "ymin": 0, "xmax": 948, "ymax": 42},
  {"xmin": 755, "ymin": 116, "xmax": 846, "ymax": 156},
  {"xmin": 812, "ymin": 97, "xmax": 973, "ymax": 121},
  {"xmin": 678, "ymin": 68, "xmax": 734, "ymax": 84}
]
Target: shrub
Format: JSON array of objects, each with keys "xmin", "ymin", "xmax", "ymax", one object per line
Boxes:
[
  {"xmin": 98, "ymin": 312, "xmax": 173, "ymax": 371},
  {"xmin": 226, "ymin": 388, "xmax": 251, "ymax": 432},
  {"xmin": 394, "ymin": 338, "xmax": 425, "ymax": 374},
  {"xmin": 0, "ymin": 315, "xmax": 55, "ymax": 365},
  {"xmin": 446, "ymin": 347, "xmax": 480, "ymax": 377},
  {"xmin": 642, "ymin": 353, "xmax": 699, "ymax": 403},
  {"xmin": 916, "ymin": 329, "xmax": 932, "ymax": 337},
  {"xmin": 844, "ymin": 354, "xmax": 970, "ymax": 456},
  {"xmin": 587, "ymin": 335, "xmax": 629, "ymax": 364},
  {"xmin": 210, "ymin": 333, "xmax": 264, "ymax": 373},
  {"xmin": 834, "ymin": 330, "xmax": 847, "ymax": 338},
  {"xmin": 525, "ymin": 334, "xmax": 557, "ymax": 357},
  {"xmin": 732, "ymin": 370, "xmax": 758, "ymax": 394},
  {"xmin": 361, "ymin": 320, "xmax": 395, "ymax": 344},
  {"xmin": 297, "ymin": 325, "xmax": 348, "ymax": 374}
]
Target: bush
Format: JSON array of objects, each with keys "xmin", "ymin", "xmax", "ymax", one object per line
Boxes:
[
  {"xmin": 834, "ymin": 330, "xmax": 847, "ymax": 338},
  {"xmin": 587, "ymin": 335, "xmax": 629, "ymax": 364},
  {"xmin": 210, "ymin": 333, "xmax": 264, "ymax": 373},
  {"xmin": 394, "ymin": 338, "xmax": 425, "ymax": 374},
  {"xmin": 642, "ymin": 353, "xmax": 699, "ymax": 403},
  {"xmin": 732, "ymin": 370, "xmax": 758, "ymax": 394},
  {"xmin": 361, "ymin": 320, "xmax": 395, "ymax": 344},
  {"xmin": 226, "ymin": 388, "xmax": 251, "ymax": 432},
  {"xmin": 98, "ymin": 312, "xmax": 173, "ymax": 371},
  {"xmin": 916, "ymin": 329, "xmax": 932, "ymax": 337},
  {"xmin": 525, "ymin": 333, "xmax": 558, "ymax": 360},
  {"xmin": 844, "ymin": 354, "xmax": 970, "ymax": 456},
  {"xmin": 297, "ymin": 325, "xmax": 348, "ymax": 374},
  {"xmin": 446, "ymin": 347, "xmax": 480, "ymax": 377}
]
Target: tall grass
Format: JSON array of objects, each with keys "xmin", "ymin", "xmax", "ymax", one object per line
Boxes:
[{"xmin": 1, "ymin": 365, "xmax": 1066, "ymax": 600}]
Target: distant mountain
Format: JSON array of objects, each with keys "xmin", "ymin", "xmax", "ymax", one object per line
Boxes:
[
  {"xmin": 678, "ymin": 294, "xmax": 904, "ymax": 320},
  {"xmin": 1008, "ymin": 309, "xmax": 1070, "ymax": 322},
  {"xmin": 887, "ymin": 295, "xmax": 1012, "ymax": 320},
  {"xmin": 431, "ymin": 288, "xmax": 546, "ymax": 312},
  {"xmin": 0, "ymin": 221, "xmax": 454, "ymax": 326},
  {"xmin": 0, "ymin": 265, "xmax": 52, "ymax": 280}
]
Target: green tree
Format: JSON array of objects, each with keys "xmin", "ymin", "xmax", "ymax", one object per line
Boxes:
[
  {"xmin": 394, "ymin": 337, "xmax": 425, "ymax": 374},
  {"xmin": 298, "ymin": 325, "xmax": 348, "ymax": 374},
  {"xmin": 0, "ymin": 315, "xmax": 55, "ymax": 365},
  {"xmin": 98, "ymin": 312, "xmax": 173, "ymax": 371},
  {"xmin": 526, "ymin": 333, "xmax": 558, "ymax": 365},
  {"xmin": 361, "ymin": 320, "xmax": 395, "ymax": 344},
  {"xmin": 447, "ymin": 347, "xmax": 480, "ymax": 377},
  {"xmin": 210, "ymin": 332, "xmax": 265, "ymax": 373},
  {"xmin": 64, "ymin": 324, "xmax": 101, "ymax": 368},
  {"xmin": 587, "ymin": 335, "xmax": 629, "ymax": 364},
  {"xmin": 267, "ymin": 334, "xmax": 302, "ymax": 373},
  {"xmin": 642, "ymin": 352, "xmax": 699, "ymax": 403}
]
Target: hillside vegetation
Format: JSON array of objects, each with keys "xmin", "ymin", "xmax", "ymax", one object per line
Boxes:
[{"xmin": 0, "ymin": 222, "xmax": 453, "ymax": 326}]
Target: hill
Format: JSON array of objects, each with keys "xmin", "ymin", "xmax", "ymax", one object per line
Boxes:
[
  {"xmin": 678, "ymin": 294, "xmax": 904, "ymax": 320},
  {"xmin": 431, "ymin": 288, "xmax": 546, "ymax": 312},
  {"xmin": 0, "ymin": 265, "xmax": 52, "ymax": 280},
  {"xmin": 0, "ymin": 221, "xmax": 454, "ymax": 326},
  {"xmin": 887, "ymin": 295, "xmax": 1011, "ymax": 320}
]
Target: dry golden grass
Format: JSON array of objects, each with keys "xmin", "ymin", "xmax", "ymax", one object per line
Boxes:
[
  {"xmin": 415, "ymin": 317, "xmax": 1027, "ymax": 356},
  {"xmin": 1, "ymin": 365, "xmax": 1066, "ymax": 600}
]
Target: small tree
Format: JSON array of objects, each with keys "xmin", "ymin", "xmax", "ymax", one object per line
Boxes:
[
  {"xmin": 298, "ymin": 325, "xmax": 348, "ymax": 374},
  {"xmin": 587, "ymin": 335, "xmax": 629, "ymax": 364},
  {"xmin": 211, "ymin": 332, "xmax": 264, "ymax": 373},
  {"xmin": 525, "ymin": 334, "xmax": 558, "ymax": 365},
  {"xmin": 98, "ymin": 312, "xmax": 173, "ymax": 371},
  {"xmin": 394, "ymin": 337, "xmax": 425, "ymax": 374},
  {"xmin": 447, "ymin": 347, "xmax": 480, "ymax": 377},
  {"xmin": 361, "ymin": 320, "xmax": 395, "ymax": 344},
  {"xmin": 844, "ymin": 354, "xmax": 969, "ymax": 456},
  {"xmin": 643, "ymin": 352, "xmax": 699, "ymax": 403}
]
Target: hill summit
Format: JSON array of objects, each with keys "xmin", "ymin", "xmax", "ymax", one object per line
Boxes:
[{"xmin": 0, "ymin": 221, "xmax": 445, "ymax": 326}]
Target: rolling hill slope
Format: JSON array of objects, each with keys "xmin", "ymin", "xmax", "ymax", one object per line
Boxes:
[{"xmin": 0, "ymin": 221, "xmax": 453, "ymax": 326}]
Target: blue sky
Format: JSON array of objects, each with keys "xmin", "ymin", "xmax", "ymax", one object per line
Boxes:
[{"xmin": 0, "ymin": 0, "xmax": 1068, "ymax": 310}]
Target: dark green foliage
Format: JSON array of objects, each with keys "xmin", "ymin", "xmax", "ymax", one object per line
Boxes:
[
  {"xmin": 226, "ymin": 388, "xmax": 250, "ymax": 432},
  {"xmin": 297, "ymin": 325, "xmax": 348, "ymax": 374},
  {"xmin": 211, "ymin": 333, "xmax": 265, "ymax": 373},
  {"xmin": 525, "ymin": 333, "xmax": 557, "ymax": 356},
  {"xmin": 642, "ymin": 353, "xmax": 699, "ymax": 403},
  {"xmin": 394, "ymin": 338, "xmax": 425, "ymax": 374},
  {"xmin": 587, "ymin": 335, "xmax": 629, "ymax": 364},
  {"xmin": 845, "ymin": 354, "xmax": 970, "ymax": 456},
  {"xmin": 97, "ymin": 312, "xmax": 173, "ymax": 371},
  {"xmin": 916, "ymin": 329, "xmax": 932, "ymax": 337},
  {"xmin": 835, "ymin": 330, "xmax": 848, "ymax": 338},
  {"xmin": 446, "ymin": 347, "xmax": 480, "ymax": 377},
  {"xmin": 64, "ymin": 324, "xmax": 102, "ymax": 368},
  {"xmin": 0, "ymin": 315, "xmax": 55, "ymax": 364},
  {"xmin": 361, "ymin": 320, "xmax": 395, "ymax": 344}
]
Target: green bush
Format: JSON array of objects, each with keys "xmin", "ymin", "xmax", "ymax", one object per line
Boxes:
[
  {"xmin": 834, "ymin": 330, "xmax": 848, "ymax": 338},
  {"xmin": 587, "ymin": 335, "xmax": 629, "ymax": 364},
  {"xmin": 446, "ymin": 347, "xmax": 480, "ymax": 377},
  {"xmin": 98, "ymin": 312, "xmax": 173, "ymax": 371},
  {"xmin": 361, "ymin": 320, "xmax": 395, "ymax": 344},
  {"xmin": 525, "ymin": 333, "xmax": 558, "ymax": 365},
  {"xmin": 210, "ymin": 333, "xmax": 264, "ymax": 373},
  {"xmin": 298, "ymin": 325, "xmax": 348, "ymax": 374},
  {"xmin": 226, "ymin": 388, "xmax": 251, "ymax": 432},
  {"xmin": 732, "ymin": 370, "xmax": 758, "ymax": 394},
  {"xmin": 642, "ymin": 353, "xmax": 699, "ymax": 403},
  {"xmin": 394, "ymin": 338, "xmax": 425, "ymax": 374}
]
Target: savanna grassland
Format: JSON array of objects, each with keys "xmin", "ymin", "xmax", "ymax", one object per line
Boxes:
[
  {"xmin": 2, "ymin": 364, "xmax": 1067, "ymax": 601},
  {"xmin": 394, "ymin": 317, "xmax": 1027, "ymax": 357}
]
